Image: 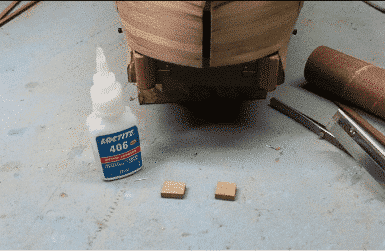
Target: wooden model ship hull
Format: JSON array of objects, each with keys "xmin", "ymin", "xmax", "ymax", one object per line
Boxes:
[{"xmin": 116, "ymin": 1, "xmax": 304, "ymax": 104}]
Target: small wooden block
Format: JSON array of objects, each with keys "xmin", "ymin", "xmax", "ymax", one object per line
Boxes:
[
  {"xmin": 161, "ymin": 181, "xmax": 186, "ymax": 199},
  {"xmin": 215, "ymin": 182, "xmax": 237, "ymax": 201}
]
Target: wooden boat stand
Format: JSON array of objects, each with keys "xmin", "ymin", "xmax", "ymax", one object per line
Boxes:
[{"xmin": 128, "ymin": 50, "xmax": 285, "ymax": 105}]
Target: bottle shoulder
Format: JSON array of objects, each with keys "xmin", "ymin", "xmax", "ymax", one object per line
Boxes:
[{"xmin": 87, "ymin": 107, "xmax": 138, "ymax": 138}]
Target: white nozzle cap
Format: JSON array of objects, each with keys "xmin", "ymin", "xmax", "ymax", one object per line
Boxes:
[
  {"xmin": 91, "ymin": 47, "xmax": 124, "ymax": 117},
  {"xmin": 94, "ymin": 47, "xmax": 116, "ymax": 86}
]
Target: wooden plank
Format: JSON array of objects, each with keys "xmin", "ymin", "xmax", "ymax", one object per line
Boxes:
[
  {"xmin": 120, "ymin": 2, "xmax": 202, "ymax": 45},
  {"xmin": 116, "ymin": 1, "xmax": 204, "ymax": 68},
  {"xmin": 117, "ymin": 1, "xmax": 302, "ymax": 68},
  {"xmin": 121, "ymin": 21, "xmax": 202, "ymax": 68},
  {"xmin": 210, "ymin": 1, "xmax": 302, "ymax": 67},
  {"xmin": 149, "ymin": 1, "xmax": 204, "ymax": 17},
  {"xmin": 211, "ymin": 42, "xmax": 283, "ymax": 68},
  {"xmin": 211, "ymin": 1, "xmax": 231, "ymax": 10},
  {"xmin": 187, "ymin": 1, "xmax": 206, "ymax": 8}
]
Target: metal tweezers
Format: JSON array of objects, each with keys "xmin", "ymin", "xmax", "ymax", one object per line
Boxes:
[{"xmin": 269, "ymin": 97, "xmax": 385, "ymax": 184}]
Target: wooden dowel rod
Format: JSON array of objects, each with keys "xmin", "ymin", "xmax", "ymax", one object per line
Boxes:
[
  {"xmin": 0, "ymin": 1, "xmax": 20, "ymax": 20},
  {"xmin": 335, "ymin": 101, "xmax": 385, "ymax": 148},
  {"xmin": 0, "ymin": 1, "xmax": 39, "ymax": 28}
]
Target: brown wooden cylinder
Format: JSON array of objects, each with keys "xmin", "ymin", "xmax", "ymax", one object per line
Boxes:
[
  {"xmin": 133, "ymin": 51, "xmax": 156, "ymax": 90},
  {"xmin": 304, "ymin": 46, "xmax": 385, "ymax": 121}
]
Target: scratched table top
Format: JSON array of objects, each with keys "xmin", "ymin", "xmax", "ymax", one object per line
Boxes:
[{"xmin": 2, "ymin": 1, "xmax": 385, "ymax": 249}]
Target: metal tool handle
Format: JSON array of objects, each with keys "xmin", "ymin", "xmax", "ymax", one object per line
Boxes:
[
  {"xmin": 269, "ymin": 94, "xmax": 385, "ymax": 185},
  {"xmin": 327, "ymin": 109, "xmax": 385, "ymax": 183},
  {"xmin": 334, "ymin": 101, "xmax": 385, "ymax": 148},
  {"xmin": 269, "ymin": 97, "xmax": 351, "ymax": 156}
]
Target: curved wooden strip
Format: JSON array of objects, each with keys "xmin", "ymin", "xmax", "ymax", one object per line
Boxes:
[
  {"xmin": 122, "ymin": 19, "xmax": 202, "ymax": 54},
  {"xmin": 222, "ymin": 43, "xmax": 282, "ymax": 68},
  {"xmin": 121, "ymin": 9, "xmax": 201, "ymax": 47},
  {"xmin": 210, "ymin": 31, "xmax": 287, "ymax": 68},
  {"xmin": 212, "ymin": 7, "xmax": 298, "ymax": 44},
  {"xmin": 187, "ymin": 1, "xmax": 206, "ymax": 8},
  {"xmin": 149, "ymin": 1, "xmax": 205, "ymax": 17},
  {"xmin": 117, "ymin": 1, "xmax": 204, "ymax": 67},
  {"xmin": 211, "ymin": 1, "xmax": 232, "ymax": 10},
  {"xmin": 122, "ymin": 19, "xmax": 202, "ymax": 68},
  {"xmin": 117, "ymin": 1, "xmax": 302, "ymax": 68},
  {"xmin": 210, "ymin": 1, "xmax": 302, "ymax": 67}
]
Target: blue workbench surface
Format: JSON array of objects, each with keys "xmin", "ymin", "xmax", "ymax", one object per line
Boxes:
[{"xmin": 1, "ymin": 1, "xmax": 385, "ymax": 249}]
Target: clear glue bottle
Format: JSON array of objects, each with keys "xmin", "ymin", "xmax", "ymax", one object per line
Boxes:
[{"xmin": 86, "ymin": 46, "xmax": 143, "ymax": 181}]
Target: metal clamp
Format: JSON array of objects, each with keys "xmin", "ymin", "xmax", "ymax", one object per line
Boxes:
[
  {"xmin": 327, "ymin": 109, "xmax": 385, "ymax": 171},
  {"xmin": 270, "ymin": 96, "xmax": 385, "ymax": 184}
]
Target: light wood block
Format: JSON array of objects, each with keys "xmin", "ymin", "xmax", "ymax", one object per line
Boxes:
[
  {"xmin": 161, "ymin": 181, "xmax": 186, "ymax": 199},
  {"xmin": 215, "ymin": 182, "xmax": 237, "ymax": 201}
]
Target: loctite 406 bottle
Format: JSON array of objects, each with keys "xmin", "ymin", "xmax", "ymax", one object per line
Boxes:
[{"xmin": 86, "ymin": 47, "xmax": 142, "ymax": 181}]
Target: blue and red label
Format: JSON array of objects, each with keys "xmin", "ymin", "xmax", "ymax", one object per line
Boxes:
[{"xmin": 96, "ymin": 126, "xmax": 142, "ymax": 179}]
